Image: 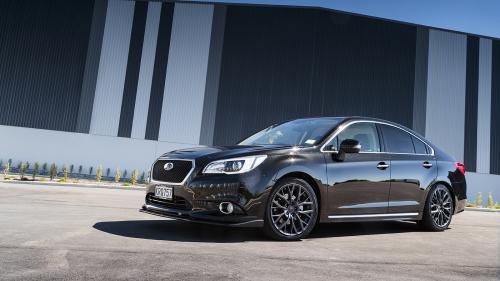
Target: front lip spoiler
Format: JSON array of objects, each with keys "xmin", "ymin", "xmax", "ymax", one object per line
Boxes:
[{"xmin": 140, "ymin": 205, "xmax": 264, "ymax": 228}]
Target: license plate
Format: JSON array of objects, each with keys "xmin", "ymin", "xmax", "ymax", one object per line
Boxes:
[{"xmin": 155, "ymin": 185, "xmax": 173, "ymax": 200}]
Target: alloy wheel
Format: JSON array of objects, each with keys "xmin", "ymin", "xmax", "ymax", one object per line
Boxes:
[
  {"xmin": 430, "ymin": 187, "xmax": 452, "ymax": 228},
  {"xmin": 270, "ymin": 182, "xmax": 315, "ymax": 236}
]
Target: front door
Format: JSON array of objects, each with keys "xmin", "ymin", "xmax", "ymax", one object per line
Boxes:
[{"xmin": 325, "ymin": 122, "xmax": 391, "ymax": 215}]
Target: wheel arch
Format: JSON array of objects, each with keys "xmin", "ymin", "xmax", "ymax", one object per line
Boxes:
[
  {"xmin": 275, "ymin": 171, "xmax": 323, "ymax": 219},
  {"xmin": 424, "ymin": 181, "xmax": 457, "ymax": 214}
]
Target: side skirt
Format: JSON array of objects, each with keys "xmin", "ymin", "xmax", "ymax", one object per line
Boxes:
[{"xmin": 326, "ymin": 212, "xmax": 420, "ymax": 223}]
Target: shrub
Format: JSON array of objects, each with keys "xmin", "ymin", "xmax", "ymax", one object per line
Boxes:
[
  {"xmin": 33, "ymin": 162, "xmax": 39, "ymax": 180},
  {"xmin": 96, "ymin": 165, "xmax": 103, "ymax": 182},
  {"xmin": 106, "ymin": 168, "xmax": 110, "ymax": 178},
  {"xmin": 49, "ymin": 164, "xmax": 57, "ymax": 181},
  {"xmin": 114, "ymin": 168, "xmax": 121, "ymax": 183},
  {"xmin": 70, "ymin": 164, "xmax": 74, "ymax": 174},
  {"xmin": 475, "ymin": 192, "xmax": 483, "ymax": 207},
  {"xmin": 63, "ymin": 166, "xmax": 69, "ymax": 182},
  {"xmin": 19, "ymin": 162, "xmax": 27, "ymax": 180},
  {"xmin": 3, "ymin": 162, "xmax": 10, "ymax": 178},
  {"xmin": 131, "ymin": 170, "xmax": 138, "ymax": 185},
  {"xmin": 123, "ymin": 169, "xmax": 128, "ymax": 179},
  {"xmin": 42, "ymin": 163, "xmax": 48, "ymax": 175},
  {"xmin": 121, "ymin": 182, "xmax": 130, "ymax": 186},
  {"xmin": 487, "ymin": 192, "xmax": 494, "ymax": 207},
  {"xmin": 78, "ymin": 165, "xmax": 83, "ymax": 175}
]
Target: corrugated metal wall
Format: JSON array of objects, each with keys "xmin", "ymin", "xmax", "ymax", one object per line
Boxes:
[
  {"xmin": 213, "ymin": 6, "xmax": 417, "ymax": 145},
  {"xmin": 476, "ymin": 38, "xmax": 492, "ymax": 173},
  {"xmin": 0, "ymin": 0, "xmax": 94, "ymax": 132},
  {"xmin": 90, "ymin": 0, "xmax": 135, "ymax": 136},
  {"xmin": 144, "ymin": 3, "xmax": 175, "ymax": 140},
  {"xmin": 118, "ymin": 1, "xmax": 149, "ymax": 138},
  {"xmin": 464, "ymin": 36, "xmax": 479, "ymax": 172},
  {"xmin": 76, "ymin": 0, "xmax": 108, "ymax": 134},
  {"xmin": 131, "ymin": 2, "xmax": 162, "ymax": 140},
  {"xmin": 1, "ymin": 0, "xmax": 499, "ymax": 176},
  {"xmin": 157, "ymin": 3, "xmax": 214, "ymax": 145},
  {"xmin": 490, "ymin": 41, "xmax": 500, "ymax": 174},
  {"xmin": 425, "ymin": 29, "xmax": 467, "ymax": 162}
]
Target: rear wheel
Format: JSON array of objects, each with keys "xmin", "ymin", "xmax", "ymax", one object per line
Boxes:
[
  {"xmin": 419, "ymin": 184, "xmax": 454, "ymax": 231},
  {"xmin": 263, "ymin": 178, "xmax": 318, "ymax": 240}
]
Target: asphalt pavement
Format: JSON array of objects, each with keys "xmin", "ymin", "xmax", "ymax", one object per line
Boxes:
[{"xmin": 0, "ymin": 182, "xmax": 498, "ymax": 281}]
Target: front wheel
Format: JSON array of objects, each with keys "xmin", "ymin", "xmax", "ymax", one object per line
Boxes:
[
  {"xmin": 263, "ymin": 178, "xmax": 319, "ymax": 240},
  {"xmin": 419, "ymin": 184, "xmax": 454, "ymax": 231}
]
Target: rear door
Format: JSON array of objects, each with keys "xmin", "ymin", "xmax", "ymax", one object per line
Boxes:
[{"xmin": 378, "ymin": 124, "xmax": 437, "ymax": 214}]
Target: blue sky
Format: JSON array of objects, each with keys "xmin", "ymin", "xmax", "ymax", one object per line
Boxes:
[{"xmin": 192, "ymin": 0, "xmax": 500, "ymax": 39}]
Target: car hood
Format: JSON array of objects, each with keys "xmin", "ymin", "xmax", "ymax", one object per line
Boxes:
[{"xmin": 159, "ymin": 145, "xmax": 293, "ymax": 162}]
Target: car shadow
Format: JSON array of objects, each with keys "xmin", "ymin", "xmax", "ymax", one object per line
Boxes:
[{"xmin": 93, "ymin": 219, "xmax": 423, "ymax": 243}]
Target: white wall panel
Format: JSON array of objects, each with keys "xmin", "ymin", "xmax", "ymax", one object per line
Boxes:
[
  {"xmin": 0, "ymin": 125, "xmax": 191, "ymax": 175},
  {"xmin": 90, "ymin": 0, "xmax": 135, "ymax": 136},
  {"xmin": 131, "ymin": 2, "xmax": 162, "ymax": 139},
  {"xmin": 425, "ymin": 30, "xmax": 467, "ymax": 162},
  {"xmin": 157, "ymin": 3, "xmax": 214, "ymax": 144},
  {"xmin": 476, "ymin": 38, "xmax": 492, "ymax": 173}
]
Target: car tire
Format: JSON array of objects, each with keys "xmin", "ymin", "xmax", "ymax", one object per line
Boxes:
[
  {"xmin": 418, "ymin": 184, "xmax": 454, "ymax": 231},
  {"xmin": 263, "ymin": 178, "xmax": 319, "ymax": 241}
]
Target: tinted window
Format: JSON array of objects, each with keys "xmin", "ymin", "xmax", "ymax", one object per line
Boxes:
[
  {"xmin": 411, "ymin": 135, "xmax": 428, "ymax": 154},
  {"xmin": 379, "ymin": 124, "xmax": 415, "ymax": 153},
  {"xmin": 328, "ymin": 122, "xmax": 380, "ymax": 152}
]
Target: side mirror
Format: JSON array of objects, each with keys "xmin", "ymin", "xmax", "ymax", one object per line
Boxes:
[{"xmin": 340, "ymin": 139, "xmax": 361, "ymax": 154}]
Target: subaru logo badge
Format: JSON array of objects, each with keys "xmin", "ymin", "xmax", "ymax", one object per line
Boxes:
[{"xmin": 164, "ymin": 162, "xmax": 174, "ymax": 171}]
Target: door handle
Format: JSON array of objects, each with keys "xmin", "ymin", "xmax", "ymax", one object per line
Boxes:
[
  {"xmin": 377, "ymin": 162, "xmax": 389, "ymax": 170},
  {"xmin": 422, "ymin": 161, "xmax": 433, "ymax": 168}
]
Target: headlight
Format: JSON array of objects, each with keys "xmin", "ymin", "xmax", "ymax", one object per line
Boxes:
[{"xmin": 203, "ymin": 155, "xmax": 267, "ymax": 174}]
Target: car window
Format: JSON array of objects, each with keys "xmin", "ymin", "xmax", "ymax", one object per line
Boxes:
[
  {"xmin": 379, "ymin": 124, "xmax": 415, "ymax": 154},
  {"xmin": 411, "ymin": 135, "xmax": 428, "ymax": 154},
  {"xmin": 328, "ymin": 122, "xmax": 380, "ymax": 152}
]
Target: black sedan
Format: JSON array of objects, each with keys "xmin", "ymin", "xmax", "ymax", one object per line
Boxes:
[{"xmin": 141, "ymin": 117, "xmax": 467, "ymax": 240}]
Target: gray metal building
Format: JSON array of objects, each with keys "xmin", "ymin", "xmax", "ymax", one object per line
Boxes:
[{"xmin": 0, "ymin": 0, "xmax": 499, "ymax": 198}]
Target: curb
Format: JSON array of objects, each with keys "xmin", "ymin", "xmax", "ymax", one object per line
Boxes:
[
  {"xmin": 465, "ymin": 207, "xmax": 500, "ymax": 213},
  {"xmin": 0, "ymin": 179, "xmax": 145, "ymax": 191}
]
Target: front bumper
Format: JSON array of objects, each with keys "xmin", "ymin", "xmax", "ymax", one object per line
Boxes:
[
  {"xmin": 141, "ymin": 169, "xmax": 274, "ymax": 227},
  {"xmin": 140, "ymin": 203, "xmax": 264, "ymax": 227}
]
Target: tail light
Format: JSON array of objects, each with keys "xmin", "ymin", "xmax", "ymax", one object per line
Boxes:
[{"xmin": 455, "ymin": 162, "xmax": 465, "ymax": 175}]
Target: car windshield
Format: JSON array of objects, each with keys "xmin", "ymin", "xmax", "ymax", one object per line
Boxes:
[{"xmin": 238, "ymin": 118, "xmax": 342, "ymax": 147}]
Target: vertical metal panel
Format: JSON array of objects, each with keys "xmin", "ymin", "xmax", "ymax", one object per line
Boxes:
[
  {"xmin": 490, "ymin": 41, "xmax": 500, "ymax": 174},
  {"xmin": 476, "ymin": 38, "xmax": 492, "ymax": 173},
  {"xmin": 131, "ymin": 2, "xmax": 162, "ymax": 140},
  {"xmin": 464, "ymin": 36, "xmax": 479, "ymax": 172},
  {"xmin": 157, "ymin": 3, "xmax": 214, "ymax": 144},
  {"xmin": 425, "ymin": 29, "xmax": 467, "ymax": 162},
  {"xmin": 0, "ymin": 0, "xmax": 94, "ymax": 132},
  {"xmin": 214, "ymin": 6, "xmax": 416, "ymax": 145},
  {"xmin": 90, "ymin": 0, "xmax": 135, "ymax": 136},
  {"xmin": 118, "ymin": 2, "xmax": 149, "ymax": 138},
  {"xmin": 199, "ymin": 5, "xmax": 227, "ymax": 146},
  {"xmin": 412, "ymin": 27, "xmax": 429, "ymax": 135},
  {"xmin": 145, "ymin": 3, "xmax": 175, "ymax": 140},
  {"xmin": 76, "ymin": 0, "xmax": 108, "ymax": 133}
]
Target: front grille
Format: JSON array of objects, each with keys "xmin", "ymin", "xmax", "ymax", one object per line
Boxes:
[
  {"xmin": 146, "ymin": 193, "xmax": 191, "ymax": 210},
  {"xmin": 152, "ymin": 159, "xmax": 193, "ymax": 183}
]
